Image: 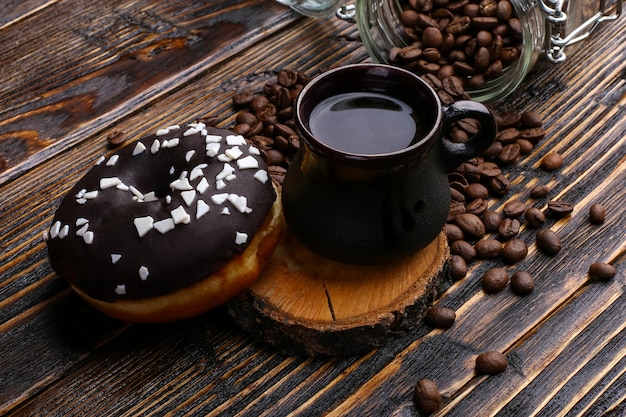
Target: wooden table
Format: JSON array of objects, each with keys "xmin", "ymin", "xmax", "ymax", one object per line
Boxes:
[{"xmin": 1, "ymin": 1, "xmax": 625, "ymax": 415}]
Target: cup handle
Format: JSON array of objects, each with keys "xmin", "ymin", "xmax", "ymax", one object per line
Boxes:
[{"xmin": 439, "ymin": 100, "xmax": 497, "ymax": 171}]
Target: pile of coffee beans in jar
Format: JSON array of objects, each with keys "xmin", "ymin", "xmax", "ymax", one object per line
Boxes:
[{"xmin": 391, "ymin": 0, "xmax": 523, "ymax": 90}]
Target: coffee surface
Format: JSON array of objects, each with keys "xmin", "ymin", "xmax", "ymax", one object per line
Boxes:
[{"xmin": 308, "ymin": 92, "xmax": 423, "ymax": 155}]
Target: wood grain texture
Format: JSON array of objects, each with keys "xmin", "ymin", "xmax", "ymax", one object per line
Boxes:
[{"xmin": 1, "ymin": 1, "xmax": 625, "ymax": 416}]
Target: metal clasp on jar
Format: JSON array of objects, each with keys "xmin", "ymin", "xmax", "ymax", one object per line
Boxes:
[
  {"xmin": 335, "ymin": 2, "xmax": 356, "ymax": 22},
  {"xmin": 541, "ymin": 0, "xmax": 623, "ymax": 63}
]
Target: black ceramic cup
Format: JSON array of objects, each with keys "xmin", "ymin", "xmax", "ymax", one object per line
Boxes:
[{"xmin": 282, "ymin": 64, "xmax": 496, "ymax": 264}]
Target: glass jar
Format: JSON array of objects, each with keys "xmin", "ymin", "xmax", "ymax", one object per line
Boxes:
[{"xmin": 279, "ymin": 0, "xmax": 622, "ymax": 102}]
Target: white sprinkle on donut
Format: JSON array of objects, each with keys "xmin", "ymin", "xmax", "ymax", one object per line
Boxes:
[
  {"xmin": 106, "ymin": 155, "xmax": 119, "ymax": 166},
  {"xmin": 132, "ymin": 142, "xmax": 146, "ymax": 156},
  {"xmin": 185, "ymin": 150, "xmax": 196, "ymax": 162},
  {"xmin": 83, "ymin": 231, "xmax": 95, "ymax": 245},
  {"xmin": 225, "ymin": 146, "xmax": 243, "ymax": 160},
  {"xmin": 76, "ymin": 218, "xmax": 89, "ymax": 227},
  {"xmin": 143, "ymin": 191, "xmax": 158, "ymax": 202},
  {"xmin": 154, "ymin": 218, "xmax": 175, "ymax": 234},
  {"xmin": 226, "ymin": 135, "xmax": 247, "ymax": 146},
  {"xmin": 58, "ymin": 225, "xmax": 69, "ymax": 239},
  {"xmin": 249, "ymin": 146, "xmax": 261, "ymax": 155},
  {"xmin": 171, "ymin": 206, "xmax": 190, "ymax": 224},
  {"xmin": 50, "ymin": 221, "xmax": 61, "ymax": 239},
  {"xmin": 83, "ymin": 190, "xmax": 99, "ymax": 200},
  {"xmin": 211, "ymin": 193, "xmax": 228, "ymax": 204},
  {"xmin": 196, "ymin": 178, "xmax": 209, "ymax": 194},
  {"xmin": 221, "ymin": 207, "xmax": 230, "ymax": 215},
  {"xmin": 205, "ymin": 135, "xmax": 222, "ymax": 143},
  {"xmin": 216, "ymin": 179, "xmax": 226, "ymax": 190},
  {"xmin": 76, "ymin": 223, "xmax": 89, "ymax": 237},
  {"xmin": 150, "ymin": 139, "xmax": 160, "ymax": 154},
  {"xmin": 170, "ymin": 178, "xmax": 193, "ymax": 191},
  {"xmin": 115, "ymin": 284, "xmax": 126, "ymax": 295},
  {"xmin": 156, "ymin": 128, "xmax": 170, "ymax": 136},
  {"xmin": 235, "ymin": 232, "xmax": 248, "ymax": 245},
  {"xmin": 183, "ymin": 127, "xmax": 198, "ymax": 136},
  {"xmin": 139, "ymin": 266, "xmax": 149, "ymax": 280},
  {"xmin": 100, "ymin": 177, "xmax": 122, "ymax": 189},
  {"xmin": 181, "ymin": 190, "xmax": 196, "ymax": 207},
  {"xmin": 95, "ymin": 156, "xmax": 106, "ymax": 166},
  {"xmin": 227, "ymin": 194, "xmax": 249, "ymax": 214},
  {"xmin": 206, "ymin": 143, "xmax": 221, "ymax": 157},
  {"xmin": 196, "ymin": 200, "xmax": 210, "ymax": 219},
  {"xmin": 254, "ymin": 170, "xmax": 269, "ymax": 184},
  {"xmin": 129, "ymin": 185, "xmax": 144, "ymax": 200},
  {"xmin": 237, "ymin": 155, "xmax": 259, "ymax": 170},
  {"xmin": 111, "ymin": 254, "xmax": 122, "ymax": 264},
  {"xmin": 134, "ymin": 216, "xmax": 154, "ymax": 237}
]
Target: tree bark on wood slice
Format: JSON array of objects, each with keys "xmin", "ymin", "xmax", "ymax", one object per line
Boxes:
[{"xmin": 228, "ymin": 228, "xmax": 450, "ymax": 355}]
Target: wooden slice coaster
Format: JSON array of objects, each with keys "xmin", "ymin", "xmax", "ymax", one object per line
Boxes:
[{"xmin": 228, "ymin": 227, "xmax": 450, "ymax": 355}]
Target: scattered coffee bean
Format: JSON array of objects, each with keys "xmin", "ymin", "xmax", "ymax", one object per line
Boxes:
[
  {"xmin": 425, "ymin": 306, "xmax": 456, "ymax": 329},
  {"xmin": 589, "ymin": 203, "xmax": 606, "ymax": 224},
  {"xmin": 536, "ymin": 228, "xmax": 562, "ymax": 256},
  {"xmin": 540, "ymin": 152, "xmax": 563, "ymax": 171},
  {"xmin": 501, "ymin": 239, "xmax": 528, "ymax": 264},
  {"xmin": 455, "ymin": 213, "xmax": 486, "ymax": 238},
  {"xmin": 547, "ymin": 200, "xmax": 574, "ymax": 217},
  {"xmin": 446, "ymin": 223, "xmax": 465, "ymax": 242},
  {"xmin": 476, "ymin": 351, "xmax": 508, "ymax": 375},
  {"xmin": 520, "ymin": 110, "xmax": 543, "ymax": 128},
  {"xmin": 498, "ymin": 218, "xmax": 520, "ymax": 240},
  {"xmin": 510, "ymin": 270, "xmax": 535, "ymax": 295},
  {"xmin": 450, "ymin": 240, "xmax": 477, "ymax": 263},
  {"xmin": 106, "ymin": 131, "xmax": 127, "ymax": 147},
  {"xmin": 588, "ymin": 262, "xmax": 616, "ymax": 282},
  {"xmin": 482, "ymin": 210, "xmax": 502, "ymax": 233},
  {"xmin": 524, "ymin": 207, "xmax": 545, "ymax": 228},
  {"xmin": 482, "ymin": 267, "xmax": 509, "ymax": 293},
  {"xmin": 529, "ymin": 184, "xmax": 550, "ymax": 199},
  {"xmin": 449, "ymin": 255, "xmax": 468, "ymax": 280},
  {"xmin": 503, "ymin": 200, "xmax": 526, "ymax": 218},
  {"xmin": 413, "ymin": 379, "xmax": 442, "ymax": 415},
  {"xmin": 475, "ymin": 239, "xmax": 502, "ymax": 259},
  {"xmin": 466, "ymin": 183, "xmax": 489, "ymax": 200}
]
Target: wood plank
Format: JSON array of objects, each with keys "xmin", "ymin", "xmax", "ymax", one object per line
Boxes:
[
  {"xmin": 1, "ymin": 3, "xmax": 625, "ymax": 417},
  {"xmin": 0, "ymin": 0, "xmax": 298, "ymax": 185}
]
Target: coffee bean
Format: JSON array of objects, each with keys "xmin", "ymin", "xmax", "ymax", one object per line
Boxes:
[
  {"xmin": 547, "ymin": 200, "xmax": 574, "ymax": 217},
  {"xmin": 465, "ymin": 198, "xmax": 489, "ymax": 216},
  {"xmin": 455, "ymin": 213, "xmax": 486, "ymax": 238},
  {"xmin": 450, "ymin": 240, "xmax": 477, "ymax": 263},
  {"xmin": 503, "ymin": 200, "xmax": 526, "ymax": 218},
  {"xmin": 477, "ymin": 162, "xmax": 501, "ymax": 178},
  {"xmin": 501, "ymin": 239, "xmax": 528, "ymax": 264},
  {"xmin": 232, "ymin": 91, "xmax": 254, "ymax": 107},
  {"xmin": 476, "ymin": 351, "xmax": 508, "ymax": 375},
  {"xmin": 496, "ymin": 111, "xmax": 521, "ymax": 129},
  {"xmin": 413, "ymin": 379, "xmax": 442, "ymax": 415},
  {"xmin": 524, "ymin": 207, "xmax": 545, "ymax": 228},
  {"xmin": 536, "ymin": 228, "xmax": 562, "ymax": 256},
  {"xmin": 475, "ymin": 239, "xmax": 502, "ymax": 258},
  {"xmin": 540, "ymin": 152, "xmax": 563, "ymax": 171},
  {"xmin": 588, "ymin": 262, "xmax": 616, "ymax": 282},
  {"xmin": 516, "ymin": 139, "xmax": 534, "ymax": 155},
  {"xmin": 425, "ymin": 306, "xmax": 456, "ymax": 328},
  {"xmin": 450, "ymin": 187, "xmax": 466, "ymax": 202},
  {"xmin": 498, "ymin": 143, "xmax": 521, "ymax": 164},
  {"xmin": 496, "ymin": 128, "xmax": 520, "ymax": 144},
  {"xmin": 466, "ymin": 183, "xmax": 489, "ymax": 200},
  {"xmin": 498, "ymin": 218, "xmax": 520, "ymax": 240},
  {"xmin": 510, "ymin": 271, "xmax": 534, "ymax": 295},
  {"xmin": 106, "ymin": 131, "xmax": 127, "ymax": 147},
  {"xmin": 529, "ymin": 184, "xmax": 549, "ymax": 199},
  {"xmin": 519, "ymin": 127, "xmax": 546, "ymax": 144},
  {"xmin": 589, "ymin": 203, "xmax": 606, "ymax": 224},
  {"xmin": 489, "ymin": 174, "xmax": 510, "ymax": 196},
  {"xmin": 520, "ymin": 110, "xmax": 543, "ymax": 128},
  {"xmin": 446, "ymin": 223, "xmax": 465, "ymax": 242},
  {"xmin": 449, "ymin": 254, "xmax": 468, "ymax": 280},
  {"xmin": 482, "ymin": 267, "xmax": 509, "ymax": 293},
  {"xmin": 482, "ymin": 210, "xmax": 502, "ymax": 233},
  {"xmin": 496, "ymin": 0, "xmax": 513, "ymax": 21}
]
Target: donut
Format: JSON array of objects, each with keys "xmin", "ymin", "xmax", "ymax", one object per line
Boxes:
[{"xmin": 45, "ymin": 123, "xmax": 282, "ymax": 322}]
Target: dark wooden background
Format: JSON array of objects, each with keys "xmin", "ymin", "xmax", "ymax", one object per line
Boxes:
[{"xmin": 1, "ymin": 0, "xmax": 625, "ymax": 416}]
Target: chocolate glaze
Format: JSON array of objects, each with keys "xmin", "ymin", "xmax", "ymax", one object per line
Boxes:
[{"xmin": 46, "ymin": 125, "xmax": 276, "ymax": 302}]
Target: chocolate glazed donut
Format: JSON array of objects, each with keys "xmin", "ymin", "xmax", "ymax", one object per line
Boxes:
[{"xmin": 45, "ymin": 124, "xmax": 282, "ymax": 322}]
